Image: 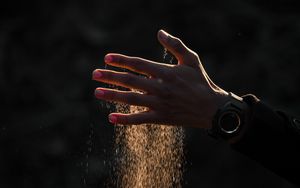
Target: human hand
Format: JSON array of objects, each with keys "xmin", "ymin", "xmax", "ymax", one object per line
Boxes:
[{"xmin": 93, "ymin": 30, "xmax": 230, "ymax": 128}]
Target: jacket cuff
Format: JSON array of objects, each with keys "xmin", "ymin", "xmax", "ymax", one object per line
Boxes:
[
  {"xmin": 231, "ymin": 94, "xmax": 300, "ymax": 185},
  {"xmin": 232, "ymin": 94, "xmax": 287, "ymax": 151}
]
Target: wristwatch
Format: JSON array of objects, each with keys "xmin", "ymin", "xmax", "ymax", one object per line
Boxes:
[{"xmin": 208, "ymin": 92, "xmax": 249, "ymax": 140}]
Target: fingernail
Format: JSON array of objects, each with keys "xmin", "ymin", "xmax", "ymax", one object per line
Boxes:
[
  {"xmin": 159, "ymin": 30, "xmax": 169, "ymax": 42},
  {"xmin": 109, "ymin": 115, "xmax": 117, "ymax": 124},
  {"xmin": 104, "ymin": 55, "xmax": 113, "ymax": 63},
  {"xmin": 93, "ymin": 71, "xmax": 102, "ymax": 79},
  {"xmin": 95, "ymin": 89, "xmax": 105, "ymax": 98}
]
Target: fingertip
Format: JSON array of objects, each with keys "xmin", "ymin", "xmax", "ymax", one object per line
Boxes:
[
  {"xmin": 108, "ymin": 114, "xmax": 118, "ymax": 124},
  {"xmin": 109, "ymin": 113, "xmax": 132, "ymax": 125},
  {"xmin": 158, "ymin": 29, "xmax": 164, "ymax": 36},
  {"xmin": 104, "ymin": 54, "xmax": 113, "ymax": 63},
  {"xmin": 92, "ymin": 69, "xmax": 103, "ymax": 79},
  {"xmin": 158, "ymin": 29, "xmax": 169, "ymax": 42},
  {"xmin": 95, "ymin": 88, "xmax": 105, "ymax": 98}
]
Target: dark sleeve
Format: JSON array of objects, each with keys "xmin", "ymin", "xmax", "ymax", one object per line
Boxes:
[{"xmin": 232, "ymin": 94, "xmax": 300, "ymax": 187}]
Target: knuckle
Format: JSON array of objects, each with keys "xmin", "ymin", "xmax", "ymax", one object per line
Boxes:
[
  {"xmin": 127, "ymin": 56, "xmax": 136, "ymax": 63},
  {"xmin": 123, "ymin": 74, "xmax": 135, "ymax": 85},
  {"xmin": 131, "ymin": 58, "xmax": 143, "ymax": 70},
  {"xmin": 118, "ymin": 55, "xmax": 129, "ymax": 65},
  {"xmin": 109, "ymin": 90, "xmax": 117, "ymax": 100},
  {"xmin": 120, "ymin": 115, "xmax": 129, "ymax": 124},
  {"xmin": 113, "ymin": 55, "xmax": 121, "ymax": 63},
  {"xmin": 183, "ymin": 51, "xmax": 200, "ymax": 67},
  {"xmin": 163, "ymin": 69, "xmax": 176, "ymax": 81},
  {"xmin": 172, "ymin": 38, "xmax": 183, "ymax": 52},
  {"xmin": 188, "ymin": 51, "xmax": 199, "ymax": 61},
  {"xmin": 190, "ymin": 51, "xmax": 199, "ymax": 59},
  {"xmin": 103, "ymin": 71, "xmax": 111, "ymax": 80}
]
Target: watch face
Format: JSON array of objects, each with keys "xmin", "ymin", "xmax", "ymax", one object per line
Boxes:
[
  {"xmin": 210, "ymin": 95, "xmax": 247, "ymax": 140},
  {"xmin": 218, "ymin": 111, "xmax": 241, "ymax": 134}
]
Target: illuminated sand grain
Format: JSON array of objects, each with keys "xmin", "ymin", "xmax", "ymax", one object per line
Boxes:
[
  {"xmin": 107, "ymin": 50, "xmax": 184, "ymax": 188},
  {"xmin": 111, "ymin": 103, "xmax": 184, "ymax": 188}
]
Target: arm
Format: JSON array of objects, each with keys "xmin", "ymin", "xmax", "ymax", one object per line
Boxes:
[
  {"xmin": 232, "ymin": 94, "xmax": 300, "ymax": 186},
  {"xmin": 92, "ymin": 29, "xmax": 300, "ymax": 186}
]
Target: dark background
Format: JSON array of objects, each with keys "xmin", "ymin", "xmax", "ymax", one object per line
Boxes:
[{"xmin": 1, "ymin": 0, "xmax": 300, "ymax": 187}]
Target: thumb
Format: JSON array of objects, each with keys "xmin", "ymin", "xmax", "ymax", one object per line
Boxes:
[{"xmin": 157, "ymin": 29, "xmax": 199, "ymax": 67}]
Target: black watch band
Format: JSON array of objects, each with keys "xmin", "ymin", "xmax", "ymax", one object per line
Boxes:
[{"xmin": 208, "ymin": 92, "xmax": 249, "ymax": 140}]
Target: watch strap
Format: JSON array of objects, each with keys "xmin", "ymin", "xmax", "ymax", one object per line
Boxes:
[{"xmin": 208, "ymin": 92, "xmax": 248, "ymax": 140}]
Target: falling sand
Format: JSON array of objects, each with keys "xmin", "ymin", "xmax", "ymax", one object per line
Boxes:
[
  {"xmin": 107, "ymin": 50, "xmax": 184, "ymax": 188},
  {"xmin": 110, "ymin": 104, "xmax": 184, "ymax": 188}
]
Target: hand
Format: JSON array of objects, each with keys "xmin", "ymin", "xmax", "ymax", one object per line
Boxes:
[{"xmin": 92, "ymin": 30, "xmax": 230, "ymax": 128}]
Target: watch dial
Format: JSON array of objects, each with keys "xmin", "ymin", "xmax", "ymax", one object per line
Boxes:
[{"xmin": 219, "ymin": 111, "xmax": 241, "ymax": 134}]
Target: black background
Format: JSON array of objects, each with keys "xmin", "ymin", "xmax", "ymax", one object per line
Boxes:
[{"xmin": 1, "ymin": 0, "xmax": 300, "ymax": 187}]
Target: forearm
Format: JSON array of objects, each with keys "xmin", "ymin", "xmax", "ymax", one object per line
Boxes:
[{"xmin": 231, "ymin": 94, "xmax": 300, "ymax": 186}]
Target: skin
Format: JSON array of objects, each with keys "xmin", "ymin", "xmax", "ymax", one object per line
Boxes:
[{"xmin": 92, "ymin": 30, "xmax": 233, "ymax": 129}]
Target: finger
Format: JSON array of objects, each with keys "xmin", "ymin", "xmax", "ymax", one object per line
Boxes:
[
  {"xmin": 93, "ymin": 69, "xmax": 161, "ymax": 93},
  {"xmin": 157, "ymin": 30, "xmax": 199, "ymax": 67},
  {"xmin": 104, "ymin": 53, "xmax": 170, "ymax": 77},
  {"xmin": 95, "ymin": 88, "xmax": 158, "ymax": 108},
  {"xmin": 108, "ymin": 111, "xmax": 159, "ymax": 125}
]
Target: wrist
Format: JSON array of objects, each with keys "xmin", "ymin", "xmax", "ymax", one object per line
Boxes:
[
  {"xmin": 208, "ymin": 91, "xmax": 250, "ymax": 143},
  {"xmin": 208, "ymin": 90, "xmax": 231, "ymax": 125}
]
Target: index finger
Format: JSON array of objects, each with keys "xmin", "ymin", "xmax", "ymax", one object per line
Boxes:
[{"xmin": 104, "ymin": 53, "xmax": 171, "ymax": 78}]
